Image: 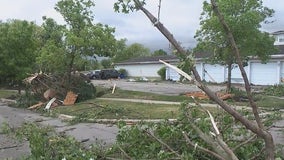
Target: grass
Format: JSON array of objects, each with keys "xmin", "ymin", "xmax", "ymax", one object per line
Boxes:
[
  {"xmin": 0, "ymin": 89, "xmax": 17, "ymax": 98},
  {"xmin": 255, "ymin": 96, "xmax": 284, "ymax": 109},
  {"xmin": 52, "ymin": 99, "xmax": 181, "ymax": 120},
  {"xmin": 99, "ymin": 87, "xmax": 208, "ymax": 103}
]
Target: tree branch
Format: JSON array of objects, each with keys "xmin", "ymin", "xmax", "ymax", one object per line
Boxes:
[
  {"xmin": 182, "ymin": 131, "xmax": 226, "ymax": 160},
  {"xmin": 143, "ymin": 129, "xmax": 181, "ymax": 158},
  {"xmin": 232, "ymin": 134, "xmax": 257, "ymax": 151},
  {"xmin": 118, "ymin": 145, "xmax": 133, "ymax": 160}
]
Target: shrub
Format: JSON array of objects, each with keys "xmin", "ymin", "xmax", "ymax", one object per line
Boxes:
[
  {"xmin": 157, "ymin": 67, "xmax": 166, "ymax": 80},
  {"xmin": 118, "ymin": 68, "xmax": 128, "ymax": 78}
]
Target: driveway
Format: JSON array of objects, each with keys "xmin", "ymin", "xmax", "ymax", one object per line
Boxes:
[{"xmin": 91, "ymin": 79, "xmax": 226, "ymax": 95}]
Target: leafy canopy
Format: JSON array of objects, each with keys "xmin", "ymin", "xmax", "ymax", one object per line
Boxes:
[
  {"xmin": 195, "ymin": 0, "xmax": 277, "ymax": 64},
  {"xmin": 112, "ymin": 42, "xmax": 151, "ymax": 62},
  {"xmin": 0, "ymin": 20, "xmax": 39, "ymax": 84}
]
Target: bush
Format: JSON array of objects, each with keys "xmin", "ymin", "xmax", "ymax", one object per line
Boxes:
[
  {"xmin": 70, "ymin": 74, "xmax": 96, "ymax": 102},
  {"xmin": 157, "ymin": 67, "xmax": 166, "ymax": 80},
  {"xmin": 118, "ymin": 68, "xmax": 128, "ymax": 78}
]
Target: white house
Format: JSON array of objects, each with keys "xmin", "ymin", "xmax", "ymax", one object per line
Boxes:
[
  {"xmin": 115, "ymin": 31, "xmax": 284, "ymax": 85},
  {"xmin": 114, "ymin": 55, "xmax": 180, "ymax": 80}
]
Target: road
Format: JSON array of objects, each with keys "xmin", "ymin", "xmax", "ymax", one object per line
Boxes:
[{"xmin": 0, "ymin": 101, "xmax": 118, "ymax": 159}]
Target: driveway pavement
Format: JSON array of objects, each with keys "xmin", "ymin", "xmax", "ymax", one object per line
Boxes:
[{"xmin": 91, "ymin": 79, "xmax": 226, "ymax": 95}]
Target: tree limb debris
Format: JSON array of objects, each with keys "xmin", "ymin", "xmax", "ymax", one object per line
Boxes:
[
  {"xmin": 182, "ymin": 131, "xmax": 226, "ymax": 160},
  {"xmin": 144, "ymin": 129, "xmax": 181, "ymax": 158}
]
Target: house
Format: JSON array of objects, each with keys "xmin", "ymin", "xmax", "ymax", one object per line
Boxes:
[
  {"xmin": 114, "ymin": 55, "xmax": 180, "ymax": 80},
  {"xmin": 115, "ymin": 31, "xmax": 284, "ymax": 85}
]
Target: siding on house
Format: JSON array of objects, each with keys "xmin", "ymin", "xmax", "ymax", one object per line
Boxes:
[
  {"xmin": 114, "ymin": 55, "xmax": 179, "ymax": 78},
  {"xmin": 115, "ymin": 63, "xmax": 164, "ymax": 77}
]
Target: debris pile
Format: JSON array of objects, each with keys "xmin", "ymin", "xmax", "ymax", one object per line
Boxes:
[
  {"xmin": 184, "ymin": 91, "xmax": 233, "ymax": 100},
  {"xmin": 23, "ymin": 72, "xmax": 94, "ymax": 110}
]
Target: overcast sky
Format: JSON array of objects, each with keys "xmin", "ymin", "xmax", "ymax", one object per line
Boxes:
[{"xmin": 0, "ymin": 0, "xmax": 283, "ymax": 51}]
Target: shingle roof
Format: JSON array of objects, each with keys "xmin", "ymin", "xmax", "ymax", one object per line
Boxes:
[
  {"xmin": 271, "ymin": 30, "xmax": 284, "ymax": 35},
  {"xmin": 115, "ymin": 55, "xmax": 179, "ymax": 65}
]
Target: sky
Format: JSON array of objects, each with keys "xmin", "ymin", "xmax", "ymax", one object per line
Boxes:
[{"xmin": 0, "ymin": 0, "xmax": 283, "ymax": 52}]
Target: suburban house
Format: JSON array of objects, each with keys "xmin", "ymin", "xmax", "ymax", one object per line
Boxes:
[{"xmin": 115, "ymin": 31, "xmax": 284, "ymax": 85}]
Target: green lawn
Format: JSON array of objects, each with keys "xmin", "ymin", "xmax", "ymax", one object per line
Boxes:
[
  {"xmin": 53, "ymin": 99, "xmax": 181, "ymax": 120},
  {"xmin": 0, "ymin": 90, "xmax": 17, "ymax": 99}
]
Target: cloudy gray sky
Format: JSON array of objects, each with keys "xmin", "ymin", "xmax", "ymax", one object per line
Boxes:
[{"xmin": 0, "ymin": 0, "xmax": 283, "ymax": 51}]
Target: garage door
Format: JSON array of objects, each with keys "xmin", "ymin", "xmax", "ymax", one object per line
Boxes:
[
  {"xmin": 250, "ymin": 62, "xmax": 278, "ymax": 85},
  {"xmin": 226, "ymin": 64, "xmax": 249, "ymax": 84},
  {"xmin": 204, "ymin": 64, "xmax": 225, "ymax": 83},
  {"xmin": 166, "ymin": 67, "xmax": 180, "ymax": 81}
]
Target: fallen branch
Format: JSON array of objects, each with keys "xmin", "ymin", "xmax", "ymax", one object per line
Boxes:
[
  {"xmin": 0, "ymin": 144, "xmax": 23, "ymax": 150},
  {"xmin": 232, "ymin": 134, "xmax": 257, "ymax": 151},
  {"xmin": 118, "ymin": 145, "xmax": 133, "ymax": 160},
  {"xmin": 182, "ymin": 131, "xmax": 225, "ymax": 160},
  {"xmin": 144, "ymin": 129, "xmax": 181, "ymax": 158}
]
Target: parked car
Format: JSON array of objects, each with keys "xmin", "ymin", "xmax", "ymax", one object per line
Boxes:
[
  {"xmin": 100, "ymin": 69, "xmax": 119, "ymax": 79},
  {"xmin": 87, "ymin": 70, "xmax": 101, "ymax": 79}
]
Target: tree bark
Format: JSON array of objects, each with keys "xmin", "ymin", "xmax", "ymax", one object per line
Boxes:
[
  {"xmin": 226, "ymin": 61, "xmax": 232, "ymax": 93},
  {"xmin": 134, "ymin": 0, "xmax": 275, "ymax": 159}
]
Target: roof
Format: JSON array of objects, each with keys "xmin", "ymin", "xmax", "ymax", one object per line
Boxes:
[
  {"xmin": 271, "ymin": 30, "xmax": 284, "ymax": 35},
  {"xmin": 115, "ymin": 55, "xmax": 179, "ymax": 65}
]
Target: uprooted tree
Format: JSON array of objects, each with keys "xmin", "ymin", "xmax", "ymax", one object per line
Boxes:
[{"xmin": 114, "ymin": 0, "xmax": 277, "ymax": 159}]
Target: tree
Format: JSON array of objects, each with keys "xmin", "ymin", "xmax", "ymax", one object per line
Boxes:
[
  {"xmin": 0, "ymin": 20, "xmax": 39, "ymax": 92},
  {"xmin": 36, "ymin": 17, "xmax": 66, "ymax": 73},
  {"xmin": 101, "ymin": 59, "xmax": 113, "ymax": 69},
  {"xmin": 54, "ymin": 0, "xmax": 117, "ymax": 83},
  {"xmin": 114, "ymin": 0, "xmax": 276, "ymax": 159},
  {"xmin": 152, "ymin": 49, "xmax": 167, "ymax": 56},
  {"xmin": 195, "ymin": 0, "xmax": 277, "ymax": 92},
  {"xmin": 112, "ymin": 42, "xmax": 151, "ymax": 62}
]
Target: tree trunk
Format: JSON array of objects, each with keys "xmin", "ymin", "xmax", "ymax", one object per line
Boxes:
[
  {"xmin": 135, "ymin": 0, "xmax": 275, "ymax": 159},
  {"xmin": 226, "ymin": 61, "xmax": 232, "ymax": 93},
  {"xmin": 210, "ymin": 0, "xmax": 274, "ymax": 158},
  {"xmin": 67, "ymin": 52, "xmax": 76, "ymax": 89}
]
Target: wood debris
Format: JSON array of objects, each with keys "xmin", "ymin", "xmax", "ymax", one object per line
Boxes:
[
  {"xmin": 63, "ymin": 91, "xmax": 78, "ymax": 106},
  {"xmin": 28, "ymin": 102, "xmax": 44, "ymax": 110},
  {"xmin": 184, "ymin": 91, "xmax": 233, "ymax": 100}
]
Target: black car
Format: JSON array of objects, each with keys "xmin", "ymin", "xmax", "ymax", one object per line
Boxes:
[
  {"xmin": 100, "ymin": 69, "xmax": 119, "ymax": 79},
  {"xmin": 87, "ymin": 70, "xmax": 101, "ymax": 79}
]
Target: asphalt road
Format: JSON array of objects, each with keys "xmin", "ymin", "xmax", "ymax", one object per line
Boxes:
[{"xmin": 0, "ymin": 101, "xmax": 118, "ymax": 159}]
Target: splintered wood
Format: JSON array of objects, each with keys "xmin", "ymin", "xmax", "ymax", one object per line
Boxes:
[
  {"xmin": 63, "ymin": 91, "xmax": 78, "ymax": 106},
  {"xmin": 185, "ymin": 91, "xmax": 233, "ymax": 100}
]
